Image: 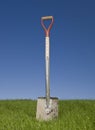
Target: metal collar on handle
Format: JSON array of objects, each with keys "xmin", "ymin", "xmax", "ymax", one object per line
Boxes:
[{"xmin": 41, "ymin": 16, "xmax": 54, "ymax": 37}]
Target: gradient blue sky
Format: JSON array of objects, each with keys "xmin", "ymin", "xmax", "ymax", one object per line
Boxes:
[{"xmin": 0, "ymin": 0, "xmax": 95, "ymax": 99}]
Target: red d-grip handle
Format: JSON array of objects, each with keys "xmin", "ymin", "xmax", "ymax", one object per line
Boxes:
[{"xmin": 41, "ymin": 16, "xmax": 54, "ymax": 37}]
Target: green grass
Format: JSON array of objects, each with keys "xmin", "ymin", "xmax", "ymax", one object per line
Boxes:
[{"xmin": 0, "ymin": 100, "xmax": 95, "ymax": 130}]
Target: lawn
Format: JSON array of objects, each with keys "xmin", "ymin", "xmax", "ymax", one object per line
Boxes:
[{"xmin": 0, "ymin": 99, "xmax": 95, "ymax": 130}]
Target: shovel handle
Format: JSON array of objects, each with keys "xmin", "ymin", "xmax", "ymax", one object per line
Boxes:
[{"xmin": 41, "ymin": 16, "xmax": 54, "ymax": 37}]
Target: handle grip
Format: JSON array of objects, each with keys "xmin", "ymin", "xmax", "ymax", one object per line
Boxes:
[
  {"xmin": 41, "ymin": 16, "xmax": 54, "ymax": 37},
  {"xmin": 41, "ymin": 16, "xmax": 53, "ymax": 20}
]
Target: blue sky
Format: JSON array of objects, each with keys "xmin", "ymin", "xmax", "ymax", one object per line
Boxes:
[{"xmin": 0, "ymin": 0, "xmax": 95, "ymax": 99}]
